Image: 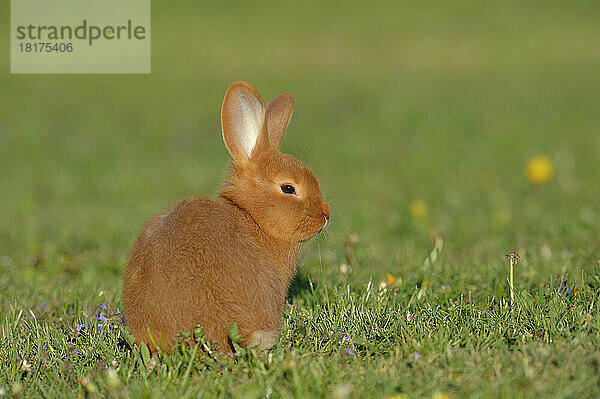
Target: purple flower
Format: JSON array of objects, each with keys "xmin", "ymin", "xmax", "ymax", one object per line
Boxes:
[
  {"xmin": 67, "ymin": 342, "xmax": 82, "ymax": 355},
  {"xmin": 40, "ymin": 301, "xmax": 47, "ymax": 310},
  {"xmin": 340, "ymin": 348, "xmax": 355, "ymax": 356},
  {"xmin": 413, "ymin": 351, "xmax": 422, "ymax": 360},
  {"xmin": 76, "ymin": 323, "xmax": 85, "ymax": 332},
  {"xmin": 114, "ymin": 308, "xmax": 120, "ymax": 315},
  {"xmin": 98, "ymin": 312, "xmax": 108, "ymax": 322},
  {"xmin": 99, "ymin": 303, "xmax": 108, "ymax": 310},
  {"xmin": 338, "ymin": 336, "xmax": 350, "ymax": 345}
]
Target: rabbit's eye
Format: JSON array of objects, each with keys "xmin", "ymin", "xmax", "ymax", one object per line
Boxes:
[{"xmin": 280, "ymin": 184, "xmax": 296, "ymax": 195}]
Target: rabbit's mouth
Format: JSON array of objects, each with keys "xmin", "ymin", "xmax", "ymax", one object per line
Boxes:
[
  {"xmin": 318, "ymin": 216, "xmax": 329, "ymax": 233},
  {"xmin": 298, "ymin": 215, "xmax": 329, "ymax": 243}
]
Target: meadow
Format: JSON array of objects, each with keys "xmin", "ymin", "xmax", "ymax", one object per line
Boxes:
[{"xmin": 1, "ymin": 1, "xmax": 600, "ymax": 397}]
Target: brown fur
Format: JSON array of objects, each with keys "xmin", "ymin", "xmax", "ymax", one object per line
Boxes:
[{"xmin": 123, "ymin": 81, "xmax": 330, "ymax": 352}]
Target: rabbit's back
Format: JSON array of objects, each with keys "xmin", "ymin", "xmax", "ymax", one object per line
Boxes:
[{"xmin": 123, "ymin": 196, "xmax": 292, "ymax": 351}]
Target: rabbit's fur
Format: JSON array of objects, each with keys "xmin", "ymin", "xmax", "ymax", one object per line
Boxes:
[{"xmin": 123, "ymin": 81, "xmax": 330, "ymax": 352}]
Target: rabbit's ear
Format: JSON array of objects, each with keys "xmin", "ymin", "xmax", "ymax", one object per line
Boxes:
[
  {"xmin": 266, "ymin": 93, "xmax": 294, "ymax": 151},
  {"xmin": 221, "ymin": 81, "xmax": 269, "ymax": 163}
]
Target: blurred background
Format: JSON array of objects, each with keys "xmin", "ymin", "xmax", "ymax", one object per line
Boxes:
[{"xmin": 1, "ymin": 1, "xmax": 599, "ymax": 303}]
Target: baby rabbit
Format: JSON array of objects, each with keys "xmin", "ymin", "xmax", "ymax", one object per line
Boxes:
[{"xmin": 123, "ymin": 81, "xmax": 330, "ymax": 352}]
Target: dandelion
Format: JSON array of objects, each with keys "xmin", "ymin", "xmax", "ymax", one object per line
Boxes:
[
  {"xmin": 11, "ymin": 382, "xmax": 23, "ymax": 397},
  {"xmin": 525, "ymin": 155, "xmax": 554, "ymax": 184},
  {"xmin": 410, "ymin": 199, "xmax": 428, "ymax": 219},
  {"xmin": 332, "ymin": 382, "xmax": 353, "ymax": 398},
  {"xmin": 105, "ymin": 368, "xmax": 121, "ymax": 389},
  {"xmin": 506, "ymin": 251, "xmax": 521, "ymax": 304},
  {"xmin": 506, "ymin": 251, "xmax": 521, "ymax": 264},
  {"xmin": 540, "ymin": 244, "xmax": 552, "ymax": 260},
  {"xmin": 78, "ymin": 376, "xmax": 97, "ymax": 394},
  {"xmin": 346, "ymin": 233, "xmax": 359, "ymax": 247},
  {"xmin": 345, "ymin": 234, "xmax": 360, "ymax": 268},
  {"xmin": 339, "ymin": 263, "xmax": 349, "ymax": 275},
  {"xmin": 385, "ymin": 273, "xmax": 397, "ymax": 285}
]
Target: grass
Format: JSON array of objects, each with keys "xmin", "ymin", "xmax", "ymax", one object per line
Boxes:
[{"xmin": 1, "ymin": 0, "xmax": 600, "ymax": 397}]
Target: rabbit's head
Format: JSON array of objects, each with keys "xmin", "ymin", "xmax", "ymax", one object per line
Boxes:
[{"xmin": 219, "ymin": 81, "xmax": 330, "ymax": 243}]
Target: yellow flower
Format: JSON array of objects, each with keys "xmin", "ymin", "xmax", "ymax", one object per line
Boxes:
[
  {"xmin": 525, "ymin": 156, "xmax": 554, "ymax": 184},
  {"xmin": 386, "ymin": 395, "xmax": 408, "ymax": 399},
  {"xmin": 385, "ymin": 273, "xmax": 397, "ymax": 285},
  {"xmin": 410, "ymin": 199, "xmax": 428, "ymax": 219}
]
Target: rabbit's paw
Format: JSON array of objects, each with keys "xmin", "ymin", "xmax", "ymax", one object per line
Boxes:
[{"xmin": 246, "ymin": 329, "xmax": 279, "ymax": 351}]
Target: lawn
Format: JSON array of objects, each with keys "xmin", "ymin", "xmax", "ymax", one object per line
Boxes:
[{"xmin": 1, "ymin": 1, "xmax": 600, "ymax": 397}]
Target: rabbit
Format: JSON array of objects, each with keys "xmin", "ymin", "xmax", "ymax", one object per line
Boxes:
[{"xmin": 123, "ymin": 81, "xmax": 330, "ymax": 353}]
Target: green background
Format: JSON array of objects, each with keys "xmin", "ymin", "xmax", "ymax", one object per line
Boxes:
[{"xmin": 1, "ymin": 1, "xmax": 599, "ymax": 397}]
